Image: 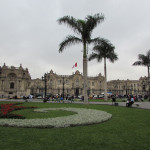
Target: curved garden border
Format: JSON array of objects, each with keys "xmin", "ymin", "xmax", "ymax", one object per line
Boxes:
[{"xmin": 0, "ymin": 108, "xmax": 112, "ymax": 128}]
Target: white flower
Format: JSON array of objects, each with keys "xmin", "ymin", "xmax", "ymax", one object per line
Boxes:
[{"xmin": 0, "ymin": 108, "xmax": 112, "ymax": 128}]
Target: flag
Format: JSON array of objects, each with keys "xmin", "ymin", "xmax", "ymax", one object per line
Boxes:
[
  {"xmin": 72, "ymin": 62, "xmax": 77, "ymax": 69},
  {"xmin": 75, "ymin": 62, "xmax": 77, "ymax": 67}
]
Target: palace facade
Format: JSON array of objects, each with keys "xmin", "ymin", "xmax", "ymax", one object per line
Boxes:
[
  {"xmin": 0, "ymin": 63, "xmax": 148, "ymax": 98},
  {"xmin": 0, "ymin": 63, "xmax": 31, "ymax": 98}
]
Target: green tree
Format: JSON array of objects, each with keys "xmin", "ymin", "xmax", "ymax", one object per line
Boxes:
[
  {"xmin": 58, "ymin": 13, "xmax": 104, "ymax": 104},
  {"xmin": 133, "ymin": 50, "xmax": 150, "ymax": 78},
  {"xmin": 89, "ymin": 39, "xmax": 118, "ymax": 101}
]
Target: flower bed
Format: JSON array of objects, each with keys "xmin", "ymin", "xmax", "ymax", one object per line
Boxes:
[
  {"xmin": 0, "ymin": 103, "xmax": 37, "ymax": 119},
  {"xmin": 0, "ymin": 107, "xmax": 112, "ymax": 128}
]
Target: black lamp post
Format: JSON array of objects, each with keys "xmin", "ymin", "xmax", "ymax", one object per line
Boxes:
[
  {"xmin": 142, "ymin": 81, "xmax": 146, "ymax": 96},
  {"xmin": 131, "ymin": 84, "xmax": 133, "ymax": 95},
  {"xmin": 62, "ymin": 77, "xmax": 65, "ymax": 98},
  {"xmin": 42, "ymin": 73, "xmax": 47, "ymax": 99}
]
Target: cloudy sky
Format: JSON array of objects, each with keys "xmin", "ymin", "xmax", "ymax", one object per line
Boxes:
[{"xmin": 0, "ymin": 0, "xmax": 150, "ymax": 81}]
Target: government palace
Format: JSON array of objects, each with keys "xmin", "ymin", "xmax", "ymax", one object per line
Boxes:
[{"xmin": 0, "ymin": 63, "xmax": 148, "ymax": 98}]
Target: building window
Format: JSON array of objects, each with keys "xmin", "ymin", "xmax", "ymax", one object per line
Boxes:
[
  {"xmin": 10, "ymin": 82, "xmax": 14, "ymax": 89},
  {"xmin": 72, "ymin": 83, "xmax": 74, "ymax": 88},
  {"xmin": 57, "ymin": 80, "xmax": 61, "ymax": 85},
  {"xmin": 92, "ymin": 82, "xmax": 95, "ymax": 86},
  {"xmin": 50, "ymin": 79, "xmax": 53, "ymax": 85},
  {"xmin": 66, "ymin": 80, "xmax": 69, "ymax": 84}
]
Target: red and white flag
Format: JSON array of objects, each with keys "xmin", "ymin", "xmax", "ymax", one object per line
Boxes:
[{"xmin": 72, "ymin": 62, "xmax": 77, "ymax": 69}]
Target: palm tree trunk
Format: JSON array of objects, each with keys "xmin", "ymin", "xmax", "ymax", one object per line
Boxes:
[
  {"xmin": 148, "ymin": 66, "xmax": 150, "ymax": 101},
  {"xmin": 83, "ymin": 57, "xmax": 88, "ymax": 104},
  {"xmin": 104, "ymin": 58, "xmax": 107, "ymax": 101},
  {"xmin": 83, "ymin": 42, "xmax": 88, "ymax": 104}
]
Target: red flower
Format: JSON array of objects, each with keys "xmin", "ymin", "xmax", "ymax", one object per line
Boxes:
[{"xmin": 0, "ymin": 103, "xmax": 37, "ymax": 119}]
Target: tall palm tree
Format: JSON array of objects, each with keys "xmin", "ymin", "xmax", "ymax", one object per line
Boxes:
[
  {"xmin": 57, "ymin": 13, "xmax": 104, "ymax": 104},
  {"xmin": 133, "ymin": 50, "xmax": 150, "ymax": 101},
  {"xmin": 133, "ymin": 50, "xmax": 150, "ymax": 79},
  {"xmin": 89, "ymin": 39, "xmax": 118, "ymax": 101}
]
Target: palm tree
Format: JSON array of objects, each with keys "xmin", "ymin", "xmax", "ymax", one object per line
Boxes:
[
  {"xmin": 89, "ymin": 39, "xmax": 118, "ymax": 101},
  {"xmin": 57, "ymin": 13, "xmax": 104, "ymax": 104},
  {"xmin": 133, "ymin": 50, "xmax": 150, "ymax": 79},
  {"xmin": 133, "ymin": 50, "xmax": 150, "ymax": 100}
]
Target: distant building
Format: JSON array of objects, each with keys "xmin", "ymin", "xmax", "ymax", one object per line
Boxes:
[
  {"xmin": 30, "ymin": 70, "xmax": 105, "ymax": 97},
  {"xmin": 0, "ymin": 63, "xmax": 31, "ymax": 98},
  {"xmin": 0, "ymin": 63, "xmax": 148, "ymax": 98}
]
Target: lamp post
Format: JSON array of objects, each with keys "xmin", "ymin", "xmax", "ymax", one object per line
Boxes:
[
  {"xmin": 42, "ymin": 73, "xmax": 47, "ymax": 100},
  {"xmin": 131, "ymin": 84, "xmax": 133, "ymax": 95},
  {"xmin": 62, "ymin": 77, "xmax": 65, "ymax": 98},
  {"xmin": 142, "ymin": 81, "xmax": 145, "ymax": 95}
]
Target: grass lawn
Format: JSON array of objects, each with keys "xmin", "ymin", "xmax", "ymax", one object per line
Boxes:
[{"xmin": 0, "ymin": 102, "xmax": 150, "ymax": 150}]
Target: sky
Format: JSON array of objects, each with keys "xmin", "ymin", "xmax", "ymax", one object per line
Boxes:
[{"xmin": 0, "ymin": 0, "xmax": 150, "ymax": 81}]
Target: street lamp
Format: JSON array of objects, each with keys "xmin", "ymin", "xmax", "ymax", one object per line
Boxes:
[
  {"xmin": 62, "ymin": 76, "xmax": 65, "ymax": 98},
  {"xmin": 131, "ymin": 84, "xmax": 133, "ymax": 95},
  {"xmin": 42, "ymin": 73, "xmax": 47, "ymax": 100},
  {"xmin": 142, "ymin": 81, "xmax": 145, "ymax": 95}
]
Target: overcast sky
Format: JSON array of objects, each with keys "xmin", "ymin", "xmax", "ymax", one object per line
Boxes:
[{"xmin": 0, "ymin": 0, "xmax": 150, "ymax": 81}]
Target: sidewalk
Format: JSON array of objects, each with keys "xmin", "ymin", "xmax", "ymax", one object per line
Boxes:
[
  {"xmin": 89, "ymin": 102, "xmax": 150, "ymax": 110},
  {"xmin": 0, "ymin": 99, "xmax": 150, "ymax": 110}
]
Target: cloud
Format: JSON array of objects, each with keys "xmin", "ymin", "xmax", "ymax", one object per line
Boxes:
[{"xmin": 0, "ymin": 0, "xmax": 149, "ymax": 80}]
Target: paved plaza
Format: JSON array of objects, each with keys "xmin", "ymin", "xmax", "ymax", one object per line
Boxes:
[{"xmin": 0, "ymin": 99, "xmax": 150, "ymax": 110}]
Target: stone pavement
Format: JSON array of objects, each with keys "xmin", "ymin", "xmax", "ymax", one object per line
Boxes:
[
  {"xmin": 88, "ymin": 101, "xmax": 150, "ymax": 110},
  {"xmin": 0, "ymin": 99, "xmax": 150, "ymax": 110}
]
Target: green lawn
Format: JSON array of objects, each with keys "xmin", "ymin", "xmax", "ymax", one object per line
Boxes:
[{"xmin": 0, "ymin": 102, "xmax": 150, "ymax": 150}]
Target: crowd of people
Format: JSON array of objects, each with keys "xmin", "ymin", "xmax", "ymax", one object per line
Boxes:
[
  {"xmin": 111, "ymin": 94, "xmax": 147, "ymax": 107},
  {"xmin": 43, "ymin": 94, "xmax": 76, "ymax": 103},
  {"xmin": 126, "ymin": 96, "xmax": 135, "ymax": 107}
]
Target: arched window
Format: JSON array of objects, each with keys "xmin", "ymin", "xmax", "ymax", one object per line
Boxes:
[
  {"xmin": 75, "ymin": 79, "xmax": 79, "ymax": 86},
  {"xmin": 10, "ymin": 82, "xmax": 14, "ymax": 89},
  {"xmin": 50, "ymin": 79, "xmax": 53, "ymax": 85}
]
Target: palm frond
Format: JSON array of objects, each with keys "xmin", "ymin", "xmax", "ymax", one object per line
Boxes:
[
  {"xmin": 90, "ymin": 39, "xmax": 118, "ymax": 63},
  {"xmin": 132, "ymin": 61, "xmax": 143, "ymax": 66},
  {"xmin": 108, "ymin": 52, "xmax": 118, "ymax": 63},
  {"xmin": 57, "ymin": 16, "xmax": 82, "ymax": 35},
  {"xmin": 133, "ymin": 50, "xmax": 150, "ymax": 67},
  {"xmin": 146, "ymin": 50, "xmax": 150, "ymax": 57},
  {"xmin": 81, "ymin": 14, "xmax": 104, "ymax": 40},
  {"xmin": 88, "ymin": 52, "xmax": 102, "ymax": 62},
  {"xmin": 138, "ymin": 54, "xmax": 146, "ymax": 61},
  {"xmin": 86, "ymin": 13, "xmax": 104, "ymax": 32},
  {"xmin": 59, "ymin": 35, "xmax": 82, "ymax": 52},
  {"xmin": 89, "ymin": 37, "xmax": 105, "ymax": 45}
]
